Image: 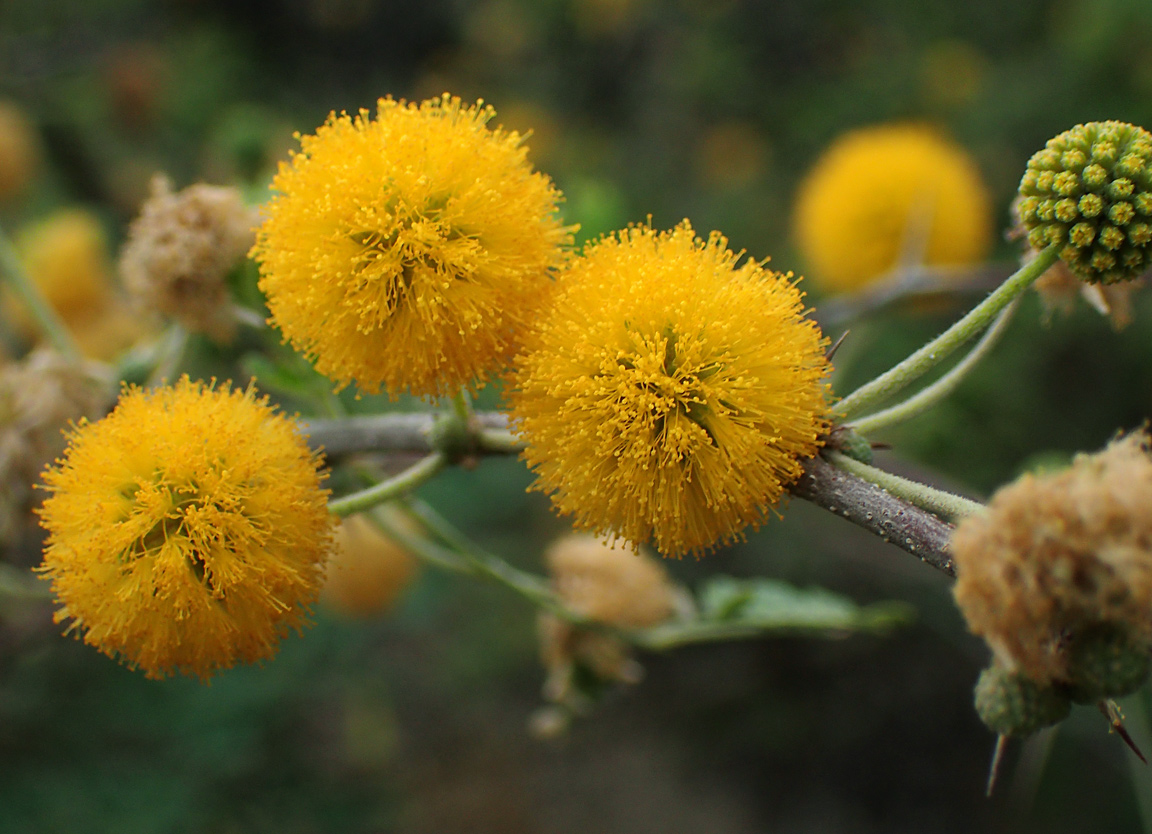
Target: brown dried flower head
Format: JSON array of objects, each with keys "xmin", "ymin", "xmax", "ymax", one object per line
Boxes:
[
  {"xmin": 0, "ymin": 350, "xmax": 109, "ymax": 539},
  {"xmin": 538, "ymin": 534, "xmax": 689, "ymax": 708},
  {"xmin": 952, "ymin": 433, "xmax": 1152, "ymax": 685},
  {"xmin": 120, "ymin": 175, "xmax": 256, "ymax": 340}
]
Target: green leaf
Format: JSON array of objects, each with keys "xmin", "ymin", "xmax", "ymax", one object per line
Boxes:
[{"xmin": 631, "ymin": 577, "xmax": 913, "ymax": 651}]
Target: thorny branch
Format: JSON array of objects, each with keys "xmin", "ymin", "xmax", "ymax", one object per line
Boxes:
[{"xmin": 304, "ymin": 411, "xmax": 958, "ymax": 578}]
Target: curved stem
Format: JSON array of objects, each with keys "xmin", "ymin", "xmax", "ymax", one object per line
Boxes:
[
  {"xmin": 328, "ymin": 452, "xmax": 447, "ymax": 517},
  {"xmin": 836, "ymin": 244, "xmax": 1059, "ymax": 420},
  {"xmin": 825, "ymin": 451, "xmax": 983, "ymax": 522},
  {"xmin": 0, "ymin": 223, "xmax": 80, "ymax": 360},
  {"xmin": 400, "ymin": 497, "xmax": 590, "ymax": 623},
  {"xmin": 848, "ymin": 299, "xmax": 1019, "ymax": 435}
]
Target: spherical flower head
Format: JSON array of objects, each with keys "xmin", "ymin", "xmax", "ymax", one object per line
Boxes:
[
  {"xmin": 9, "ymin": 209, "xmax": 113, "ymax": 333},
  {"xmin": 546, "ymin": 533, "xmax": 683, "ymax": 628},
  {"xmin": 509, "ymin": 221, "xmax": 832, "ymax": 558},
  {"xmin": 37, "ymin": 377, "xmax": 334, "ymax": 680},
  {"xmin": 793, "ymin": 123, "xmax": 992, "ymax": 294},
  {"xmin": 121, "ymin": 175, "xmax": 257, "ymax": 341},
  {"xmin": 952, "ymin": 433, "xmax": 1152, "ymax": 687},
  {"xmin": 252, "ymin": 93, "xmax": 572, "ymax": 397},
  {"xmin": 4, "ymin": 208, "xmax": 145, "ymax": 361},
  {"xmin": 321, "ymin": 512, "xmax": 417, "ymax": 619},
  {"xmin": 1018, "ymin": 121, "xmax": 1152, "ymax": 284}
]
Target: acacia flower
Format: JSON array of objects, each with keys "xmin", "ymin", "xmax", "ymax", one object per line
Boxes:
[
  {"xmin": 509, "ymin": 222, "xmax": 831, "ymax": 558},
  {"xmin": 37, "ymin": 377, "xmax": 334, "ymax": 680},
  {"xmin": 252, "ymin": 93, "xmax": 571, "ymax": 397},
  {"xmin": 793, "ymin": 123, "xmax": 992, "ymax": 294},
  {"xmin": 321, "ymin": 512, "xmax": 417, "ymax": 619},
  {"xmin": 6, "ymin": 208, "xmax": 146, "ymax": 360}
]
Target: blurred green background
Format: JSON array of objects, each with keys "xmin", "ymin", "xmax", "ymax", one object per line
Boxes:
[{"xmin": 5, "ymin": 0, "xmax": 1152, "ymax": 831}]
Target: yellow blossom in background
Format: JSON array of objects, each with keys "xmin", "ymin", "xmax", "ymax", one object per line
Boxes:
[
  {"xmin": 509, "ymin": 222, "xmax": 831, "ymax": 558},
  {"xmin": 793, "ymin": 123, "xmax": 992, "ymax": 294},
  {"xmin": 6, "ymin": 208, "xmax": 147, "ymax": 360},
  {"xmin": 0, "ymin": 100, "xmax": 39, "ymax": 201},
  {"xmin": 38, "ymin": 377, "xmax": 334, "ymax": 680},
  {"xmin": 252, "ymin": 93, "xmax": 571, "ymax": 397},
  {"xmin": 12, "ymin": 209, "xmax": 112, "ymax": 328},
  {"xmin": 321, "ymin": 513, "xmax": 418, "ymax": 619}
]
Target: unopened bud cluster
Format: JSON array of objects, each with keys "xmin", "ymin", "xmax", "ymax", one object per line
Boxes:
[{"xmin": 1018, "ymin": 121, "xmax": 1152, "ymax": 284}]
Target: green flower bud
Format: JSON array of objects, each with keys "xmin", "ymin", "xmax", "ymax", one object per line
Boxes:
[
  {"xmin": 1018, "ymin": 121, "xmax": 1152, "ymax": 284},
  {"xmin": 974, "ymin": 664, "xmax": 1071, "ymax": 737},
  {"xmin": 1061, "ymin": 624, "xmax": 1151, "ymax": 704}
]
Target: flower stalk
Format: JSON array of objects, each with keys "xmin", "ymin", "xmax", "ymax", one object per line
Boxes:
[{"xmin": 836, "ymin": 243, "xmax": 1059, "ymax": 420}]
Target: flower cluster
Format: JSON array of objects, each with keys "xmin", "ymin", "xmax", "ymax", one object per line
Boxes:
[
  {"xmin": 252, "ymin": 94, "xmax": 571, "ymax": 397},
  {"xmin": 1018, "ymin": 121, "xmax": 1152, "ymax": 285},
  {"xmin": 510, "ymin": 222, "xmax": 831, "ymax": 557},
  {"xmin": 38, "ymin": 377, "xmax": 334, "ymax": 680}
]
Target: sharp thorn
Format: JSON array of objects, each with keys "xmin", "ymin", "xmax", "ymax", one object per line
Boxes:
[
  {"xmin": 826, "ymin": 330, "xmax": 850, "ymax": 361},
  {"xmin": 1099, "ymin": 699, "xmax": 1148, "ymax": 764},
  {"xmin": 986, "ymin": 734, "xmax": 1009, "ymax": 797}
]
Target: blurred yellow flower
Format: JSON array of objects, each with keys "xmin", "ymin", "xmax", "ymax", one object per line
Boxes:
[
  {"xmin": 321, "ymin": 513, "xmax": 417, "ymax": 619},
  {"xmin": 252, "ymin": 93, "xmax": 571, "ymax": 397},
  {"xmin": 510, "ymin": 222, "xmax": 831, "ymax": 558},
  {"xmin": 38, "ymin": 377, "xmax": 334, "ymax": 680},
  {"xmin": 7, "ymin": 208, "xmax": 147, "ymax": 360},
  {"xmin": 0, "ymin": 100, "xmax": 39, "ymax": 201},
  {"xmin": 793, "ymin": 123, "xmax": 992, "ymax": 294}
]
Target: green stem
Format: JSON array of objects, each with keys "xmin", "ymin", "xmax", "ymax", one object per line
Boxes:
[
  {"xmin": 328, "ymin": 452, "xmax": 448, "ymax": 517},
  {"xmin": 835, "ymin": 244, "xmax": 1059, "ymax": 420},
  {"xmin": 0, "ymin": 223, "xmax": 80, "ymax": 360},
  {"xmin": 477, "ymin": 427, "xmax": 523, "ymax": 454},
  {"xmin": 825, "ymin": 450, "xmax": 983, "ymax": 521},
  {"xmin": 451, "ymin": 389, "xmax": 473, "ymax": 424},
  {"xmin": 630, "ymin": 604, "xmax": 907, "ymax": 651},
  {"xmin": 847, "ymin": 300, "xmax": 1019, "ymax": 435},
  {"xmin": 401, "ymin": 497, "xmax": 591, "ymax": 623}
]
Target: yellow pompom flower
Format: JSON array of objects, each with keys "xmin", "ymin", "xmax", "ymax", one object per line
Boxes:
[
  {"xmin": 793, "ymin": 124, "xmax": 992, "ymax": 294},
  {"xmin": 509, "ymin": 222, "xmax": 831, "ymax": 558},
  {"xmin": 252, "ymin": 93, "xmax": 571, "ymax": 397},
  {"xmin": 37, "ymin": 377, "xmax": 334, "ymax": 680}
]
